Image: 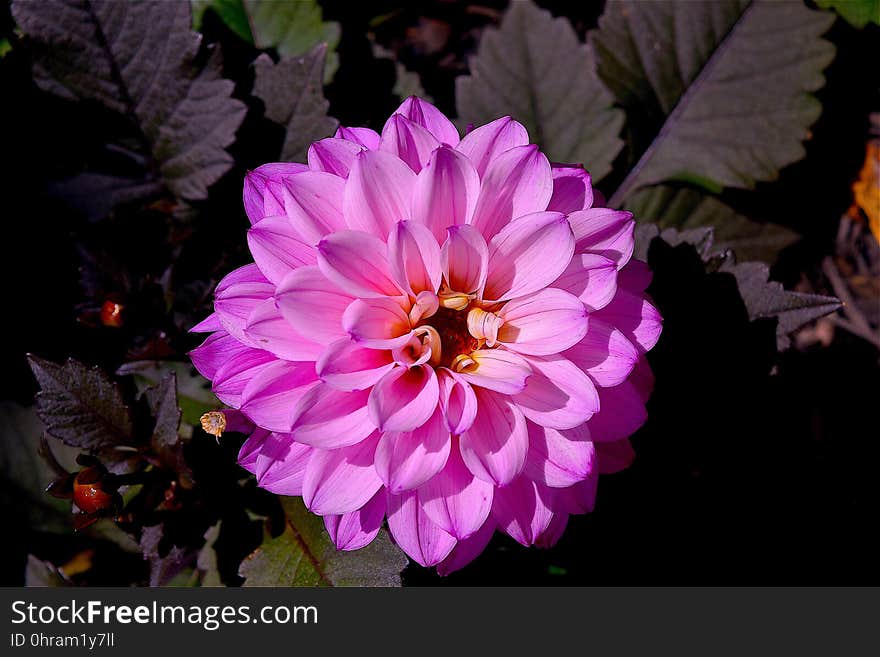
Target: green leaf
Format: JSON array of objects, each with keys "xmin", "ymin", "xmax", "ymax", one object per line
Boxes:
[
  {"xmin": 455, "ymin": 0, "xmax": 624, "ymax": 182},
  {"xmin": 12, "ymin": 0, "xmax": 246, "ymax": 205},
  {"xmin": 816, "ymin": 0, "xmax": 880, "ymax": 28},
  {"xmin": 240, "ymin": 497, "xmax": 407, "ymax": 586},
  {"xmin": 192, "ymin": 0, "xmax": 253, "ymax": 42},
  {"xmin": 28, "ymin": 356, "xmax": 133, "ymax": 451},
  {"xmin": 0, "ymin": 38, "xmax": 11, "ymax": 58},
  {"xmin": 192, "ymin": 0, "xmax": 340, "ymax": 81},
  {"xmin": 0, "ymin": 402, "xmax": 71, "ymax": 533},
  {"xmin": 252, "ymin": 46, "xmax": 338, "ymax": 163},
  {"xmin": 626, "ymin": 185, "xmax": 800, "ymax": 264},
  {"xmin": 594, "ymin": 0, "xmax": 836, "ymax": 205},
  {"xmin": 636, "ymin": 223, "xmax": 841, "ymax": 350},
  {"xmin": 116, "ymin": 360, "xmax": 220, "ymax": 427}
]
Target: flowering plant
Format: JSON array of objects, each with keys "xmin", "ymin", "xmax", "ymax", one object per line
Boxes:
[{"xmin": 190, "ymin": 97, "xmax": 661, "ymax": 571}]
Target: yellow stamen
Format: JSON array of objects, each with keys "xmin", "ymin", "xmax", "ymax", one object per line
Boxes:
[
  {"xmin": 414, "ymin": 325, "xmax": 443, "ymax": 367},
  {"xmin": 451, "ymin": 353, "xmax": 478, "ymax": 373},
  {"xmin": 438, "ymin": 290, "xmax": 473, "ymax": 310}
]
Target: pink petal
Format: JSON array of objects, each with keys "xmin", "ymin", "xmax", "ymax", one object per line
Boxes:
[
  {"xmin": 244, "ymin": 298, "xmax": 324, "ymax": 361},
  {"xmin": 316, "ymin": 338, "xmax": 395, "ymax": 391},
  {"xmin": 281, "ymin": 171, "xmax": 347, "ymax": 244},
  {"xmin": 275, "ymin": 265, "xmax": 355, "ymax": 344},
  {"xmin": 386, "ymin": 488, "xmax": 457, "ymax": 567},
  {"xmin": 455, "ymin": 116, "xmax": 529, "ymax": 178},
  {"xmin": 618, "ymin": 258, "xmax": 652, "ymax": 293},
  {"xmin": 595, "ymin": 439, "xmax": 636, "ymax": 474},
  {"xmin": 629, "ymin": 355, "xmax": 656, "ymax": 402},
  {"xmin": 441, "ymin": 224, "xmax": 488, "ymax": 295},
  {"xmin": 324, "ymin": 489, "xmax": 387, "ymax": 551},
  {"xmin": 375, "ymin": 406, "xmax": 450, "ymax": 493},
  {"xmin": 190, "ymin": 313, "xmax": 223, "ymax": 333},
  {"xmin": 491, "ymin": 476, "xmax": 555, "ymax": 546},
  {"xmin": 247, "ymin": 216, "xmax": 317, "ymax": 285},
  {"xmin": 484, "ymin": 212, "xmax": 574, "ymax": 301},
  {"xmin": 437, "ymin": 369, "xmax": 478, "ymax": 434},
  {"xmin": 419, "ymin": 441, "xmax": 493, "ymax": 539},
  {"xmin": 593, "ymin": 289, "xmax": 662, "ymax": 353},
  {"xmin": 238, "ymin": 428, "xmax": 270, "ymax": 471},
  {"xmin": 291, "ymin": 384, "xmax": 374, "ymax": 449},
  {"xmin": 214, "ymin": 264, "xmax": 275, "ymax": 345},
  {"xmin": 587, "ymin": 379, "xmax": 647, "ymax": 443},
  {"xmin": 459, "ymin": 387, "xmax": 528, "ymax": 486},
  {"xmin": 387, "ymin": 220, "xmax": 442, "ymax": 296},
  {"xmin": 496, "ymin": 288, "xmax": 588, "ymax": 356},
  {"xmin": 342, "ymin": 297, "xmax": 413, "ymax": 349},
  {"xmin": 189, "ymin": 331, "xmax": 251, "ymax": 380},
  {"xmin": 244, "ymin": 163, "xmax": 308, "ymax": 224},
  {"xmin": 524, "ymin": 421, "xmax": 596, "ymax": 488},
  {"xmin": 239, "ymin": 360, "xmax": 319, "ymax": 431},
  {"xmin": 254, "ymin": 440, "xmax": 313, "ymax": 496},
  {"xmin": 469, "ymin": 145, "xmax": 552, "ymax": 240},
  {"xmin": 212, "ymin": 348, "xmax": 276, "ymax": 407},
  {"xmin": 568, "ymin": 208, "xmax": 635, "ymax": 269},
  {"xmin": 553, "ymin": 253, "xmax": 618, "ymax": 312},
  {"xmin": 551, "ymin": 474, "xmax": 599, "ymax": 514},
  {"xmin": 548, "ymin": 165, "xmax": 594, "ymax": 213},
  {"xmin": 454, "ymin": 348, "xmax": 532, "ymax": 395},
  {"xmin": 394, "ymin": 96, "xmax": 460, "ymax": 146},
  {"xmin": 318, "ymin": 229, "xmax": 404, "ymax": 298},
  {"xmin": 335, "ymin": 125, "xmax": 381, "ymax": 150},
  {"xmin": 380, "ymin": 114, "xmax": 441, "ymax": 173},
  {"xmin": 513, "ymin": 354, "xmax": 600, "ymax": 430},
  {"xmin": 535, "ymin": 512, "xmax": 568, "ymax": 548},
  {"xmin": 302, "ymin": 432, "xmax": 383, "ymax": 515},
  {"xmin": 437, "ymin": 518, "xmax": 495, "ymax": 576},
  {"xmin": 368, "ymin": 365, "xmax": 439, "ymax": 432},
  {"xmin": 344, "ymin": 150, "xmax": 416, "ymax": 237},
  {"xmin": 411, "ymin": 146, "xmax": 481, "ymax": 243},
  {"xmin": 564, "ymin": 318, "xmax": 639, "ymax": 388},
  {"xmin": 307, "ymin": 137, "xmax": 363, "ymax": 178}
]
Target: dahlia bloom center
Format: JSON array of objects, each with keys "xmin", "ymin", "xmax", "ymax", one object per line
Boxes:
[{"xmin": 189, "ymin": 96, "xmax": 662, "ymax": 574}]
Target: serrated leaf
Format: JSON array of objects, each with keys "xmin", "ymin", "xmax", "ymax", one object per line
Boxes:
[
  {"xmin": 140, "ymin": 524, "xmax": 197, "ymax": 587},
  {"xmin": 455, "ymin": 0, "xmax": 624, "ymax": 182},
  {"xmin": 595, "ymin": 0, "xmax": 836, "ymax": 205},
  {"xmin": 28, "ymin": 356, "xmax": 133, "ymax": 450},
  {"xmin": 240, "ymin": 497, "xmax": 407, "ymax": 587},
  {"xmin": 252, "ymin": 46, "xmax": 338, "ymax": 163},
  {"xmin": 626, "ymin": 185, "xmax": 800, "ymax": 264},
  {"xmin": 719, "ymin": 259, "xmax": 842, "ymax": 350},
  {"xmin": 816, "ymin": 0, "xmax": 879, "ymax": 28},
  {"xmin": 140, "ymin": 372, "xmax": 192, "ymax": 486},
  {"xmin": 636, "ymin": 223, "xmax": 841, "ymax": 350},
  {"xmin": 12, "ymin": 0, "xmax": 246, "ymax": 205},
  {"xmin": 117, "ymin": 360, "xmax": 219, "ymax": 427},
  {"xmin": 193, "ymin": 0, "xmax": 340, "ymax": 81},
  {"xmin": 0, "ymin": 402, "xmax": 71, "ymax": 533}
]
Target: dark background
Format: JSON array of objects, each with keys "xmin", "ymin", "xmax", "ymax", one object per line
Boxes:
[{"xmin": 1, "ymin": 0, "xmax": 878, "ymax": 585}]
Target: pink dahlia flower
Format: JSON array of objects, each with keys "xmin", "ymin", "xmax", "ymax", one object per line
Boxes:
[{"xmin": 190, "ymin": 97, "xmax": 661, "ymax": 573}]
